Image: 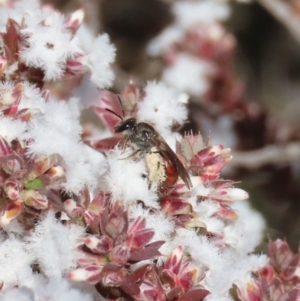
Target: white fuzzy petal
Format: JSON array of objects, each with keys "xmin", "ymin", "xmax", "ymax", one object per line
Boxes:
[
  {"xmin": 25, "ymin": 212, "xmax": 85, "ymax": 278},
  {"xmin": 103, "ymin": 147, "xmax": 159, "ymax": 208},
  {"xmin": 137, "ymin": 81, "xmax": 188, "ymax": 137}
]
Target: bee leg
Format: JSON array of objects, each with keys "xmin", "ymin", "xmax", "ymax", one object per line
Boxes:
[
  {"xmin": 119, "ymin": 149, "xmax": 142, "ymax": 160},
  {"xmin": 141, "ymin": 173, "xmax": 152, "ymax": 190},
  {"xmin": 121, "ymin": 136, "xmax": 130, "ymax": 151},
  {"xmin": 152, "ymin": 150, "xmax": 160, "ymax": 154}
]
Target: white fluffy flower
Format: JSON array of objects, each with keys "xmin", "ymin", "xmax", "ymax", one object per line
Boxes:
[
  {"xmin": 1, "ymin": 1, "xmax": 116, "ymax": 86},
  {"xmin": 82, "ymin": 34, "xmax": 116, "ymax": 89},
  {"xmin": 34, "ymin": 278, "xmax": 93, "ymax": 301},
  {"xmin": 0, "ymin": 116, "xmax": 26, "ymax": 142},
  {"xmin": 19, "ymin": 82, "xmax": 47, "ymax": 111},
  {"xmin": 2, "ymin": 219, "xmax": 25, "ymax": 236},
  {"xmin": 75, "ymin": 24, "xmax": 96, "ymax": 52},
  {"xmin": 0, "ymin": 82, "xmax": 102, "ymax": 194},
  {"xmin": 201, "ymin": 115, "xmax": 238, "ymax": 149},
  {"xmin": 137, "ymin": 81, "xmax": 188, "ymax": 137},
  {"xmin": 21, "ymin": 96, "xmax": 99, "ymax": 193},
  {"xmin": 73, "ymin": 75, "xmax": 102, "ymax": 109},
  {"xmin": 0, "ymin": 287, "xmax": 34, "ymax": 301},
  {"xmin": 147, "ymin": 0, "xmax": 230, "ymax": 55},
  {"xmin": 157, "ymin": 199, "xmax": 266, "ymax": 301},
  {"xmin": 19, "ymin": 14, "xmax": 81, "ymax": 81},
  {"xmin": 25, "ymin": 212, "xmax": 85, "ymax": 278},
  {"xmin": 0, "ymin": 0, "xmax": 41, "ymax": 32},
  {"xmin": 103, "ymin": 147, "xmax": 159, "ymax": 208},
  {"xmin": 174, "ymin": 1, "xmax": 230, "ymax": 30},
  {"xmin": 162, "ymin": 54, "xmax": 213, "ymax": 96},
  {"xmin": 0, "ymin": 237, "xmax": 34, "ymax": 290},
  {"xmin": 147, "ymin": 26, "xmax": 183, "ymax": 56},
  {"xmin": 0, "ymin": 278, "xmax": 93, "ymax": 301},
  {"xmin": 160, "ymin": 230, "xmax": 224, "ymax": 270},
  {"xmin": 228, "ymin": 201, "xmax": 266, "ymax": 253},
  {"xmin": 203, "ymin": 251, "xmax": 268, "ymax": 301}
]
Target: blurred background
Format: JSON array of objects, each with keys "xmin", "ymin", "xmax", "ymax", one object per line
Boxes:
[{"xmin": 47, "ymin": 0, "xmax": 300, "ymax": 251}]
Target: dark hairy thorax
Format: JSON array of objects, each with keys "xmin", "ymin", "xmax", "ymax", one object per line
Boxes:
[{"xmin": 129, "ymin": 122, "xmax": 159, "ymax": 150}]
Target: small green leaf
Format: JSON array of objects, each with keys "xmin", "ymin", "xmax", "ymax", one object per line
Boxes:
[{"xmin": 25, "ymin": 178, "xmax": 44, "ymax": 190}]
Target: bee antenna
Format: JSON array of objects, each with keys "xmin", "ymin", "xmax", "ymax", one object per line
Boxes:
[
  {"xmin": 117, "ymin": 94, "xmax": 125, "ymax": 118},
  {"xmin": 105, "ymin": 108, "xmax": 123, "ymax": 120}
]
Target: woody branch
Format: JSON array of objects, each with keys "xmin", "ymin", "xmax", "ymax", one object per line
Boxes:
[
  {"xmin": 257, "ymin": 0, "xmax": 300, "ymax": 44},
  {"xmin": 231, "ymin": 142, "xmax": 300, "ymax": 170}
]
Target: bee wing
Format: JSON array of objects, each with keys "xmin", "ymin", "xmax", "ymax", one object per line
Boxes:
[{"xmin": 149, "ymin": 135, "xmax": 192, "ymax": 189}]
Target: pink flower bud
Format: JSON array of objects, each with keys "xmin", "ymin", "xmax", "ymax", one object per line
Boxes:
[
  {"xmin": 2, "ymin": 90, "xmax": 15, "ymax": 106},
  {"xmin": 190, "ymin": 145, "xmax": 232, "ymax": 181},
  {"xmin": 101, "ymin": 266, "xmax": 126, "ymax": 287},
  {"xmin": 126, "ymin": 228, "xmax": 155, "ymax": 251},
  {"xmin": 1, "ymin": 83, "xmax": 23, "ymax": 116},
  {"xmin": 41, "ymin": 89, "xmax": 50, "ymax": 101},
  {"xmin": 225, "ymin": 188, "xmax": 249, "ymax": 201},
  {"xmin": 66, "ymin": 55, "xmax": 87, "ymax": 74},
  {"xmin": 179, "ymin": 133, "xmax": 205, "ymax": 162},
  {"xmin": 0, "ymin": 137, "xmax": 13, "ymax": 156},
  {"xmin": 258, "ymin": 265, "xmax": 274, "ymax": 283},
  {"xmin": 4, "ymin": 178, "xmax": 22, "ymax": 200},
  {"xmin": 236, "ymin": 280, "xmax": 260, "ymax": 301},
  {"xmin": 164, "ymin": 246, "xmax": 183, "ymax": 274},
  {"xmin": 22, "ymin": 190, "xmax": 48, "ymax": 210},
  {"xmin": 64, "ymin": 9, "xmax": 84, "ymax": 34},
  {"xmin": 215, "ymin": 206, "xmax": 238, "ymax": 220},
  {"xmin": 44, "ymin": 166, "xmax": 66, "ymax": 182},
  {"xmin": 161, "ymin": 198, "xmax": 192, "ymax": 215},
  {"xmin": 90, "ymin": 191, "xmax": 110, "ymax": 213},
  {"xmin": 0, "ymin": 199, "xmax": 24, "ymax": 227},
  {"xmin": 27, "ymin": 154, "xmax": 61, "ymax": 181},
  {"xmin": 83, "ymin": 210, "xmax": 98, "ymax": 230},
  {"xmin": 209, "ymin": 182, "xmax": 249, "ymax": 203},
  {"xmin": 2, "ymin": 155, "xmax": 22, "ymax": 174},
  {"xmin": 0, "ymin": 56, "xmax": 7, "ymax": 77},
  {"xmin": 64, "ymin": 199, "xmax": 84, "ymax": 218},
  {"xmin": 133, "ymin": 266, "xmax": 165, "ymax": 301},
  {"xmin": 85, "ymin": 235, "xmax": 113, "ymax": 254},
  {"xmin": 15, "ymin": 108, "xmax": 41, "ymax": 122},
  {"xmin": 85, "ymin": 236, "xmax": 101, "ymax": 250},
  {"xmin": 27, "ymin": 157, "xmax": 51, "ymax": 180},
  {"xmin": 109, "ymin": 245, "xmax": 130, "ymax": 265},
  {"xmin": 69, "ymin": 266, "xmax": 101, "ymax": 284}
]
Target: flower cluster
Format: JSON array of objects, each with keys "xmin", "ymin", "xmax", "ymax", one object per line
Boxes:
[
  {"xmin": 148, "ymin": 0, "xmax": 235, "ymax": 101},
  {"xmin": 0, "ymin": 0, "xmax": 115, "ymax": 300},
  {"xmin": 147, "ymin": 0, "xmax": 259, "ymax": 150},
  {"xmin": 0, "ymin": 1, "xmax": 115, "ymax": 88},
  {"xmin": 236, "ymin": 239, "xmax": 300, "ymax": 301},
  {"xmin": 0, "ymin": 1, "xmax": 270, "ymax": 301},
  {"xmin": 76, "ymin": 81, "xmax": 267, "ymax": 301}
]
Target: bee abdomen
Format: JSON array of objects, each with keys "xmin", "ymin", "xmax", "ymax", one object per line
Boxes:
[{"xmin": 159, "ymin": 156, "xmax": 178, "ymax": 196}]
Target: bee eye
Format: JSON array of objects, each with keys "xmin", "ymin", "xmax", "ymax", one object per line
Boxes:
[{"xmin": 115, "ymin": 118, "xmax": 136, "ymax": 133}]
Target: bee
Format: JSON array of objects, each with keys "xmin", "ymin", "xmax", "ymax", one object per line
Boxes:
[{"xmin": 106, "ymin": 107, "xmax": 192, "ymax": 195}]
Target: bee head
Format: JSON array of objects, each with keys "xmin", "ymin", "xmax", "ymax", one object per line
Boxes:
[{"xmin": 114, "ymin": 118, "xmax": 137, "ymax": 133}]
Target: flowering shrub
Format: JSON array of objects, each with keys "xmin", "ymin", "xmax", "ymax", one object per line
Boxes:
[{"xmin": 0, "ymin": 0, "xmax": 298, "ymax": 301}]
